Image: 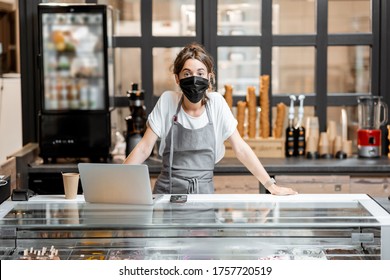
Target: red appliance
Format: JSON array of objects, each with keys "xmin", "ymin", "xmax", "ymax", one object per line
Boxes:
[{"xmin": 357, "ymin": 96, "xmax": 388, "ymax": 158}]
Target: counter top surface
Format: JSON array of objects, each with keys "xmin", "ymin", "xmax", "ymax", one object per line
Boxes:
[{"xmin": 28, "ymin": 156, "xmax": 390, "ymax": 176}]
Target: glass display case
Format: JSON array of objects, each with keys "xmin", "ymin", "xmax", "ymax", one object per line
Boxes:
[{"xmin": 0, "ymin": 194, "xmax": 389, "ymax": 260}]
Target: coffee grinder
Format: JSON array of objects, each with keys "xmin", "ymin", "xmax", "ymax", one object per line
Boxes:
[
  {"xmin": 357, "ymin": 96, "xmax": 388, "ymax": 158},
  {"xmin": 125, "ymin": 83, "xmax": 147, "ymax": 156}
]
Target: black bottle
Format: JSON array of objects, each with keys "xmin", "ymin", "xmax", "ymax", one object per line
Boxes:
[
  {"xmin": 295, "ymin": 126, "xmax": 306, "ymax": 156},
  {"xmin": 125, "ymin": 83, "xmax": 147, "ymax": 155},
  {"xmin": 285, "ymin": 118, "xmax": 297, "ymax": 157},
  {"xmin": 285, "ymin": 95, "xmax": 297, "ymax": 157},
  {"xmin": 295, "ymin": 95, "xmax": 306, "ymax": 157}
]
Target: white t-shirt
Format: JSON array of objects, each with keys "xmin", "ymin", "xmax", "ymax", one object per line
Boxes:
[{"xmin": 148, "ymin": 90, "xmax": 237, "ymax": 163}]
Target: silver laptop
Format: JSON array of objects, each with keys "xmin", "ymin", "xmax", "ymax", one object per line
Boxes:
[{"xmin": 78, "ymin": 163, "xmax": 157, "ymax": 205}]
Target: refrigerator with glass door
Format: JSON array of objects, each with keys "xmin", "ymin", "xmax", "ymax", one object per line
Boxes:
[{"xmin": 37, "ymin": 3, "xmax": 114, "ymax": 162}]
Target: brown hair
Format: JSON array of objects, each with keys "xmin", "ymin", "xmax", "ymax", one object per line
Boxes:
[{"xmin": 172, "ymin": 42, "xmax": 216, "ymax": 91}]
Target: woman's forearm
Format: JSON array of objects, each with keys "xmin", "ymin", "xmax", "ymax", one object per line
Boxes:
[
  {"xmin": 233, "ymin": 139, "xmax": 271, "ymax": 185},
  {"xmin": 123, "ymin": 142, "xmax": 152, "ymax": 164},
  {"xmin": 123, "ymin": 127, "xmax": 158, "ymax": 164},
  {"xmin": 228, "ymin": 130, "xmax": 297, "ymax": 195}
]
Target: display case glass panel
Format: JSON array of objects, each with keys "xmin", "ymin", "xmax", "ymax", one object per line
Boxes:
[
  {"xmin": 1, "ymin": 195, "xmax": 386, "ymax": 227},
  {"xmin": 272, "ymin": 0, "xmax": 316, "ymax": 34},
  {"xmin": 327, "ymin": 46, "xmax": 371, "ymax": 94},
  {"xmin": 217, "ymin": 0, "xmax": 261, "ymax": 36},
  {"xmin": 218, "ymin": 47, "xmax": 261, "ymax": 96},
  {"xmin": 328, "ymin": 0, "xmax": 371, "ymax": 34},
  {"xmin": 0, "ymin": 194, "xmax": 389, "ymax": 260},
  {"xmin": 272, "ymin": 46, "xmax": 315, "ymax": 95}
]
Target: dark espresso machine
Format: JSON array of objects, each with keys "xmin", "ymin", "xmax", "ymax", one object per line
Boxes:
[{"xmin": 125, "ymin": 83, "xmax": 147, "ymax": 156}]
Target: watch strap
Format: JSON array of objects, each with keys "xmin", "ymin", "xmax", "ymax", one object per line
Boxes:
[{"xmin": 263, "ymin": 178, "xmax": 276, "ymax": 189}]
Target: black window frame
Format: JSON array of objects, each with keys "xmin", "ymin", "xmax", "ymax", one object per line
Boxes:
[{"xmin": 19, "ymin": 0, "xmax": 390, "ymax": 154}]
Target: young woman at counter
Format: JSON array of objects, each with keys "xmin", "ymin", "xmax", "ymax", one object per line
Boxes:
[{"xmin": 124, "ymin": 42, "xmax": 297, "ymax": 196}]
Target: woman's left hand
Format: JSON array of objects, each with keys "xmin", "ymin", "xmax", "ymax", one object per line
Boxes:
[{"xmin": 267, "ymin": 184, "xmax": 298, "ymax": 195}]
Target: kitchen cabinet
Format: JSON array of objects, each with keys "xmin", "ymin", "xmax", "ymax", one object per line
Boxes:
[
  {"xmin": 350, "ymin": 177, "xmax": 390, "ymax": 197},
  {"xmin": 276, "ymin": 175, "xmax": 351, "ymax": 194},
  {"xmin": 0, "ymin": 194, "xmax": 389, "ymax": 260},
  {"xmin": 276, "ymin": 175, "xmax": 390, "ymax": 197},
  {"xmin": 214, "ymin": 175, "xmax": 259, "ymax": 194}
]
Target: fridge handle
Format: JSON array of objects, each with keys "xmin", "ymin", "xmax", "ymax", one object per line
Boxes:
[{"xmin": 37, "ymin": 53, "xmax": 42, "ymax": 70}]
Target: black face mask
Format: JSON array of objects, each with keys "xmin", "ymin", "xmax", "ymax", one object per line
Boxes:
[{"xmin": 179, "ymin": 76, "xmax": 209, "ymax": 104}]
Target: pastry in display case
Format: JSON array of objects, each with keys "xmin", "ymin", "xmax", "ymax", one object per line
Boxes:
[
  {"xmin": 0, "ymin": 248, "xmax": 14, "ymax": 260},
  {"xmin": 0, "ymin": 194, "xmax": 389, "ymax": 260},
  {"xmin": 17, "ymin": 246, "xmax": 61, "ymax": 260}
]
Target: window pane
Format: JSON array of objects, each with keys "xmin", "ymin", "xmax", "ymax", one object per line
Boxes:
[
  {"xmin": 116, "ymin": 48, "xmax": 141, "ymax": 95},
  {"xmin": 328, "ymin": 46, "xmax": 371, "ymax": 93},
  {"xmin": 218, "ymin": 0, "xmax": 261, "ymax": 36},
  {"xmin": 272, "ymin": 0, "xmax": 316, "ymax": 34},
  {"xmin": 272, "ymin": 47, "xmax": 315, "ymax": 94},
  {"xmin": 153, "ymin": 48, "xmax": 181, "ymax": 97},
  {"xmin": 218, "ymin": 47, "xmax": 260, "ymax": 96},
  {"xmin": 113, "ymin": 47, "xmax": 141, "ymax": 139},
  {"xmin": 328, "ymin": 0, "xmax": 371, "ymax": 33},
  {"xmin": 98, "ymin": 0, "xmax": 141, "ymax": 36},
  {"xmin": 152, "ymin": 0, "xmax": 196, "ymax": 36}
]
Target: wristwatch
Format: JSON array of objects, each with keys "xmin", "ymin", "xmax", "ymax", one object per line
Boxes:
[{"xmin": 263, "ymin": 178, "xmax": 276, "ymax": 189}]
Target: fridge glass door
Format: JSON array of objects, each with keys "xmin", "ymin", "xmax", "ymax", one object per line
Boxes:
[{"xmin": 41, "ymin": 10, "xmax": 106, "ymax": 111}]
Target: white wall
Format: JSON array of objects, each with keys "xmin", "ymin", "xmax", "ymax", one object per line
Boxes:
[{"xmin": 0, "ymin": 73, "xmax": 22, "ymax": 162}]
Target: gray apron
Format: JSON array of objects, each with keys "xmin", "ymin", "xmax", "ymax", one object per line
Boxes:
[{"xmin": 154, "ymin": 96, "xmax": 216, "ymax": 194}]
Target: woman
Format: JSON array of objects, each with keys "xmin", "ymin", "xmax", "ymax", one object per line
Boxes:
[{"xmin": 124, "ymin": 42, "xmax": 297, "ymax": 195}]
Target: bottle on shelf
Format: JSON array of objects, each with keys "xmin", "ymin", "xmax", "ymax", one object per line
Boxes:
[
  {"xmin": 59, "ymin": 81, "xmax": 69, "ymax": 109},
  {"xmin": 49, "ymin": 80, "xmax": 59, "ymax": 110},
  {"xmin": 285, "ymin": 95, "xmax": 297, "ymax": 157},
  {"xmin": 295, "ymin": 95, "xmax": 306, "ymax": 157},
  {"xmin": 68, "ymin": 81, "xmax": 79, "ymax": 109}
]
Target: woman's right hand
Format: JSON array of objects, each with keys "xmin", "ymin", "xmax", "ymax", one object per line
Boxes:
[{"xmin": 267, "ymin": 184, "xmax": 298, "ymax": 196}]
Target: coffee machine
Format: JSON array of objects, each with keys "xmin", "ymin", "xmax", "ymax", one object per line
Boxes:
[
  {"xmin": 357, "ymin": 96, "xmax": 388, "ymax": 158},
  {"xmin": 125, "ymin": 83, "xmax": 147, "ymax": 156}
]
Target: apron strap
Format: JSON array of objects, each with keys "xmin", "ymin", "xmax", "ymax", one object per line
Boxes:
[
  {"xmin": 169, "ymin": 96, "xmax": 184, "ymax": 194},
  {"xmin": 187, "ymin": 178, "xmax": 199, "ymax": 194},
  {"xmin": 205, "ymin": 101, "xmax": 212, "ymax": 125}
]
